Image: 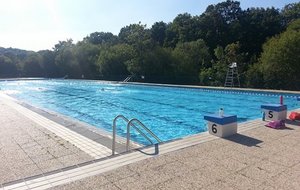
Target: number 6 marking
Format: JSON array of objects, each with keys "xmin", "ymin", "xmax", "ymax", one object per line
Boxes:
[{"xmin": 212, "ymin": 124, "xmax": 217, "ymax": 133}]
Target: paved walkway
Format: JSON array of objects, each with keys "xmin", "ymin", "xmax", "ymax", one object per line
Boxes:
[
  {"xmin": 0, "ymin": 100, "xmax": 93, "ymax": 186},
  {"xmin": 50, "ymin": 114, "xmax": 300, "ymax": 190},
  {"xmin": 0, "ymin": 93, "xmax": 114, "ymax": 159}
]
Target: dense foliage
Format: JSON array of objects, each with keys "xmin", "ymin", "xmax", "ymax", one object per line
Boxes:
[
  {"xmin": 252, "ymin": 19, "xmax": 300, "ymax": 90},
  {"xmin": 0, "ymin": 1, "xmax": 299, "ymax": 90}
]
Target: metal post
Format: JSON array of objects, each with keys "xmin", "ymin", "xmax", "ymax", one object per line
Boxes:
[
  {"xmin": 126, "ymin": 121, "xmax": 131, "ymax": 151},
  {"xmin": 112, "ymin": 117, "xmax": 117, "ymax": 155},
  {"xmin": 112, "ymin": 115, "xmax": 162, "ymax": 155}
]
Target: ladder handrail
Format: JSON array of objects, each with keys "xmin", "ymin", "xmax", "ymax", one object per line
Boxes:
[
  {"xmin": 112, "ymin": 115, "xmax": 161, "ymax": 155},
  {"xmin": 116, "ymin": 115, "xmax": 154, "ymax": 143},
  {"xmin": 123, "ymin": 75, "xmax": 133, "ymax": 82},
  {"xmin": 126, "ymin": 118, "xmax": 162, "ymax": 152},
  {"xmin": 225, "ymin": 65, "xmax": 240, "ymax": 88},
  {"xmin": 112, "ymin": 115, "xmax": 153, "ymax": 155}
]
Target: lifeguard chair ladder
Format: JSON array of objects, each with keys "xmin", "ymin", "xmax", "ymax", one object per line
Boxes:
[{"xmin": 224, "ymin": 62, "xmax": 240, "ymax": 88}]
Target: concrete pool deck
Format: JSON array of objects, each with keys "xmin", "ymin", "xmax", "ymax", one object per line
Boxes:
[
  {"xmin": 49, "ymin": 117, "xmax": 300, "ymax": 190},
  {"xmin": 0, "ymin": 98, "xmax": 93, "ymax": 186},
  {"xmin": 0, "ymin": 92, "xmax": 299, "ymax": 189}
]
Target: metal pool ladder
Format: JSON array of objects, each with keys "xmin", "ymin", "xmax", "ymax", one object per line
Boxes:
[
  {"xmin": 112, "ymin": 115, "xmax": 162, "ymax": 155},
  {"xmin": 123, "ymin": 75, "xmax": 133, "ymax": 82}
]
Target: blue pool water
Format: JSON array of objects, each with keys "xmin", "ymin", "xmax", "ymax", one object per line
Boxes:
[{"xmin": 0, "ymin": 79, "xmax": 299, "ymax": 144}]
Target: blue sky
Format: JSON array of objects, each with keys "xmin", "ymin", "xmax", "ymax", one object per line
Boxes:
[{"xmin": 0, "ymin": 0, "xmax": 298, "ymax": 51}]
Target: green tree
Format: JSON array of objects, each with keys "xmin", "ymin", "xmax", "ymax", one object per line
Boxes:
[
  {"xmin": 0, "ymin": 55, "xmax": 18, "ymax": 77},
  {"xmin": 239, "ymin": 7, "xmax": 283, "ymax": 56},
  {"xmin": 137, "ymin": 47, "xmax": 175, "ymax": 83},
  {"xmin": 22, "ymin": 53, "xmax": 44, "ymax": 77},
  {"xmin": 38, "ymin": 50, "xmax": 58, "ymax": 77},
  {"xmin": 118, "ymin": 23, "xmax": 151, "ymax": 47},
  {"xmin": 172, "ymin": 39, "xmax": 211, "ymax": 84},
  {"xmin": 164, "ymin": 13, "xmax": 200, "ymax": 47},
  {"xmin": 96, "ymin": 44, "xmax": 134, "ymax": 80},
  {"xmin": 151, "ymin": 21, "xmax": 167, "ymax": 46},
  {"xmin": 198, "ymin": 1, "xmax": 242, "ymax": 50},
  {"xmin": 245, "ymin": 63, "xmax": 264, "ymax": 88},
  {"xmin": 259, "ymin": 19, "xmax": 300, "ymax": 90},
  {"xmin": 74, "ymin": 42, "xmax": 101, "ymax": 78},
  {"xmin": 281, "ymin": 2, "xmax": 300, "ymax": 25},
  {"xmin": 285, "ymin": 18, "xmax": 300, "ymax": 32},
  {"xmin": 199, "ymin": 46, "xmax": 227, "ymax": 86},
  {"xmin": 53, "ymin": 39, "xmax": 80, "ymax": 78},
  {"xmin": 118, "ymin": 23, "xmax": 155, "ymax": 76},
  {"xmin": 164, "ymin": 23, "xmax": 178, "ymax": 48},
  {"xmin": 83, "ymin": 32, "xmax": 118, "ymax": 45}
]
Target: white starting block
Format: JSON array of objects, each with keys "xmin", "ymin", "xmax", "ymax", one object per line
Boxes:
[
  {"xmin": 204, "ymin": 114, "xmax": 237, "ymax": 137},
  {"xmin": 261, "ymin": 104, "xmax": 287, "ymax": 121}
]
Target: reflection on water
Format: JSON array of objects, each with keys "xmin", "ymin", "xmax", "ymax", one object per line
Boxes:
[{"xmin": 2, "ymin": 90, "xmax": 21, "ymax": 94}]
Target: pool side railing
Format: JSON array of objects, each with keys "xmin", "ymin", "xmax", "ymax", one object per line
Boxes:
[{"xmin": 112, "ymin": 115, "xmax": 162, "ymax": 155}]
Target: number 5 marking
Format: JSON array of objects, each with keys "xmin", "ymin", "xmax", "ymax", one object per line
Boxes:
[{"xmin": 268, "ymin": 111, "xmax": 273, "ymax": 118}]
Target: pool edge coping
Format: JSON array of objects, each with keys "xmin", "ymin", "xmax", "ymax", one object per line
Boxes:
[
  {"xmin": 1, "ymin": 78, "xmax": 300, "ymax": 95},
  {"xmin": 123, "ymin": 81, "xmax": 300, "ymax": 95}
]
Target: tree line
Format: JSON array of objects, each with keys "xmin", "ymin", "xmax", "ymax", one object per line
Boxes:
[{"xmin": 0, "ymin": 1, "xmax": 299, "ymax": 90}]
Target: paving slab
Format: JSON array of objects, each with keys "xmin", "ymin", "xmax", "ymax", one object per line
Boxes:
[
  {"xmin": 0, "ymin": 100, "xmax": 93, "ymax": 186},
  {"xmin": 49, "ymin": 114, "xmax": 300, "ymax": 190}
]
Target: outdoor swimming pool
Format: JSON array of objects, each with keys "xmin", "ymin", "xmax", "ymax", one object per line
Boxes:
[{"xmin": 0, "ymin": 79, "xmax": 299, "ymax": 145}]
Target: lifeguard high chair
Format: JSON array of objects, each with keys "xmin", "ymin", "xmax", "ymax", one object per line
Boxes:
[{"xmin": 224, "ymin": 62, "xmax": 240, "ymax": 88}]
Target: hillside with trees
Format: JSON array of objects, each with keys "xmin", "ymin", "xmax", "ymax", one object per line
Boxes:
[{"xmin": 0, "ymin": 1, "xmax": 299, "ymax": 90}]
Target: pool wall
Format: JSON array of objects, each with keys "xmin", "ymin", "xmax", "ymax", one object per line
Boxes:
[
  {"xmin": 1, "ymin": 78, "xmax": 300, "ymax": 96},
  {"xmin": 125, "ymin": 81, "xmax": 300, "ymax": 97}
]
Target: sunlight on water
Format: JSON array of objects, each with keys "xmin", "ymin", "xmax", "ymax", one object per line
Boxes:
[{"xmin": 2, "ymin": 90, "xmax": 21, "ymax": 94}]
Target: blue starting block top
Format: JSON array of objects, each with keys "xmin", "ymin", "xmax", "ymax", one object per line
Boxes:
[
  {"xmin": 261, "ymin": 104, "xmax": 287, "ymax": 112},
  {"xmin": 204, "ymin": 114, "xmax": 237, "ymax": 125}
]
